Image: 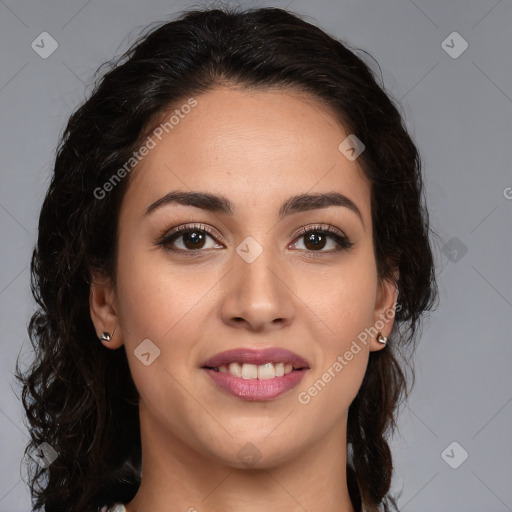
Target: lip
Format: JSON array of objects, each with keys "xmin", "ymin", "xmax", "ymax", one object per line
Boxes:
[
  {"xmin": 201, "ymin": 347, "xmax": 310, "ymax": 402},
  {"xmin": 203, "ymin": 368, "xmax": 308, "ymax": 401},
  {"xmin": 200, "ymin": 347, "xmax": 310, "ymax": 369}
]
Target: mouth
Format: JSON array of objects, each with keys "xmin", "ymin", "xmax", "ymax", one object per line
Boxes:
[
  {"xmin": 203, "ymin": 361, "xmax": 306, "ymax": 379},
  {"xmin": 201, "ymin": 347, "xmax": 310, "ymax": 401}
]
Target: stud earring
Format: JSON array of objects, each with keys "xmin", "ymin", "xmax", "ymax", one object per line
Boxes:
[
  {"xmin": 377, "ymin": 332, "xmax": 388, "ymax": 345},
  {"xmin": 100, "ymin": 329, "xmax": 115, "ymax": 342}
]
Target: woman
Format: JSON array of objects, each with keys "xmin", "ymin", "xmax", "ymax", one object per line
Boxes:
[{"xmin": 16, "ymin": 6, "xmax": 437, "ymax": 512}]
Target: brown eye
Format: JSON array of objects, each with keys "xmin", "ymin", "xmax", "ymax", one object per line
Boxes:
[
  {"xmin": 158, "ymin": 224, "xmax": 224, "ymax": 255},
  {"xmin": 291, "ymin": 225, "xmax": 354, "ymax": 254},
  {"xmin": 179, "ymin": 230, "xmax": 207, "ymax": 250},
  {"xmin": 303, "ymin": 231, "xmax": 328, "ymax": 251}
]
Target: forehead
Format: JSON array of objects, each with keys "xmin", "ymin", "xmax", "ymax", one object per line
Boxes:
[{"xmin": 121, "ymin": 86, "xmax": 371, "ymax": 224}]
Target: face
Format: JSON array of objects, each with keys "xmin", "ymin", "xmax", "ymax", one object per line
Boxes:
[{"xmin": 91, "ymin": 86, "xmax": 397, "ymax": 469}]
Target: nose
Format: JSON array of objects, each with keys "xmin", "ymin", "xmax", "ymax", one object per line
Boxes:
[{"xmin": 220, "ymin": 244, "xmax": 295, "ymax": 333}]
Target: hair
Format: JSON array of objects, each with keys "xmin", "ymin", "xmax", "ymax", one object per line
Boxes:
[{"xmin": 15, "ymin": 5, "xmax": 438, "ymax": 512}]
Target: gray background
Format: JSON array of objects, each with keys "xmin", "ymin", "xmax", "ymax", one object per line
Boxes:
[{"xmin": 1, "ymin": 0, "xmax": 511, "ymax": 511}]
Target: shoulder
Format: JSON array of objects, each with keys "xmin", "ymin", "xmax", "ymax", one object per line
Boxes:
[
  {"xmin": 99, "ymin": 504, "xmax": 126, "ymax": 512},
  {"xmin": 361, "ymin": 504, "xmax": 388, "ymax": 512}
]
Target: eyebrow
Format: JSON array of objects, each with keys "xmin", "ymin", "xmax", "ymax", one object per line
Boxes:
[{"xmin": 144, "ymin": 190, "xmax": 364, "ymax": 227}]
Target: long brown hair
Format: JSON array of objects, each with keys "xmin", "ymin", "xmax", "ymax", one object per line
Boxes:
[{"xmin": 15, "ymin": 6, "xmax": 438, "ymax": 511}]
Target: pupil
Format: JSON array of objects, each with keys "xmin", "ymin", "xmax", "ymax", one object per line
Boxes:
[
  {"xmin": 185, "ymin": 231, "xmax": 205, "ymax": 249},
  {"xmin": 305, "ymin": 232, "xmax": 325, "ymax": 250}
]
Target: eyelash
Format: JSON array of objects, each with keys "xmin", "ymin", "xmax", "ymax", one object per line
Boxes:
[{"xmin": 157, "ymin": 223, "xmax": 355, "ymax": 258}]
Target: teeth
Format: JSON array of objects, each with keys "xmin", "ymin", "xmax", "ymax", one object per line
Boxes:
[
  {"xmin": 241, "ymin": 363, "xmax": 258, "ymax": 379},
  {"xmin": 258, "ymin": 363, "xmax": 275, "ymax": 380},
  {"xmin": 216, "ymin": 362, "xmax": 296, "ymax": 379},
  {"xmin": 228, "ymin": 362, "xmax": 242, "ymax": 377}
]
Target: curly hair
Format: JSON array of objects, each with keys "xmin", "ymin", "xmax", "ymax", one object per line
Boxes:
[{"xmin": 15, "ymin": 6, "xmax": 438, "ymax": 512}]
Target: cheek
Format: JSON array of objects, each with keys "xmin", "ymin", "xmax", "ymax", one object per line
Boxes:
[
  {"xmin": 294, "ymin": 281, "xmax": 375, "ymax": 425},
  {"xmin": 292, "ymin": 254, "xmax": 377, "ymax": 409},
  {"xmin": 114, "ymin": 239, "xmax": 222, "ymax": 401},
  {"xmin": 115, "ymin": 236, "xmax": 212, "ymax": 342},
  {"xmin": 296, "ymin": 251, "xmax": 378, "ymax": 346},
  {"xmin": 114, "ymin": 244, "xmax": 213, "ymax": 438}
]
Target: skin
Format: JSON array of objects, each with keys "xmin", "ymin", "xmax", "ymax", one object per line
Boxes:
[{"xmin": 90, "ymin": 86, "xmax": 398, "ymax": 512}]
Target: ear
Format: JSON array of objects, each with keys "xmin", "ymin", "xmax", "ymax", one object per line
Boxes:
[
  {"xmin": 89, "ymin": 271, "xmax": 122, "ymax": 349},
  {"xmin": 369, "ymin": 268, "xmax": 399, "ymax": 352}
]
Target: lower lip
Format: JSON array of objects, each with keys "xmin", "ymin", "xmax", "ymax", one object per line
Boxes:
[{"xmin": 203, "ymin": 368, "xmax": 308, "ymax": 401}]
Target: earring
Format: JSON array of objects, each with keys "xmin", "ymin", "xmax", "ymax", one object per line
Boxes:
[
  {"xmin": 377, "ymin": 331, "xmax": 388, "ymax": 345},
  {"xmin": 100, "ymin": 329, "xmax": 115, "ymax": 342}
]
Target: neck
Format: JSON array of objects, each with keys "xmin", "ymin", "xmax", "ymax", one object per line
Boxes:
[{"xmin": 125, "ymin": 403, "xmax": 356, "ymax": 512}]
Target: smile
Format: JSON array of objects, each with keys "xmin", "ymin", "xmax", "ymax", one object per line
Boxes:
[
  {"xmin": 208, "ymin": 362, "xmax": 297, "ymax": 379},
  {"xmin": 201, "ymin": 347, "xmax": 310, "ymax": 401}
]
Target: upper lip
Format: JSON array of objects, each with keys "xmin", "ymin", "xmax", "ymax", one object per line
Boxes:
[{"xmin": 201, "ymin": 347, "xmax": 310, "ymax": 369}]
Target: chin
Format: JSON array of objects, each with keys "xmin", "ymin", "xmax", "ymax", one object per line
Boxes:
[{"xmin": 200, "ymin": 430, "xmax": 305, "ymax": 470}]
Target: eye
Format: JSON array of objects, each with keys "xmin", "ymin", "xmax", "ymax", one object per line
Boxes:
[
  {"xmin": 158, "ymin": 223, "xmax": 224, "ymax": 255},
  {"xmin": 289, "ymin": 225, "xmax": 354, "ymax": 255},
  {"xmin": 157, "ymin": 223, "xmax": 354, "ymax": 257}
]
